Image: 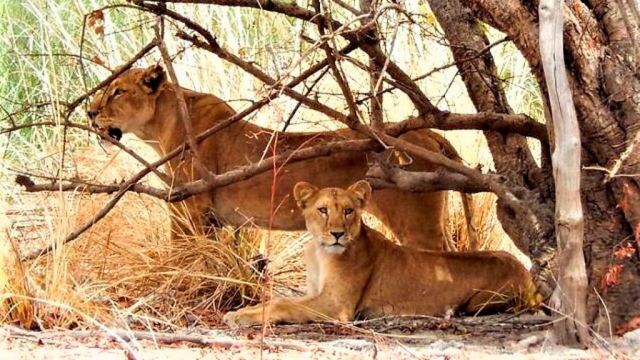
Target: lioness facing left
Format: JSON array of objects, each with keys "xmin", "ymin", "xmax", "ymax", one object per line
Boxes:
[{"xmin": 224, "ymin": 180, "xmax": 534, "ymax": 327}]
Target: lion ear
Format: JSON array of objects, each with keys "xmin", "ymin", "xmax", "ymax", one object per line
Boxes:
[
  {"xmin": 347, "ymin": 180, "xmax": 372, "ymax": 208},
  {"xmin": 293, "ymin": 182, "xmax": 319, "ymax": 210},
  {"xmin": 140, "ymin": 65, "xmax": 166, "ymax": 94}
]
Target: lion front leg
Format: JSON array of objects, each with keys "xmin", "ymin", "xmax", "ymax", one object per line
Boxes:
[{"xmin": 224, "ymin": 296, "xmax": 352, "ymax": 327}]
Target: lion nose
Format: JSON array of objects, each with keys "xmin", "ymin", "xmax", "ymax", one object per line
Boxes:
[
  {"xmin": 330, "ymin": 231, "xmax": 345, "ymax": 241},
  {"xmin": 87, "ymin": 110, "xmax": 99, "ymax": 120}
]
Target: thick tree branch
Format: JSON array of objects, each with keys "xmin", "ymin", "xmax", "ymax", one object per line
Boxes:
[
  {"xmin": 366, "ymin": 158, "xmax": 498, "ymax": 194},
  {"xmin": 387, "ymin": 113, "xmax": 548, "ymax": 142},
  {"xmin": 359, "ymin": 124, "xmax": 552, "ymax": 253}
]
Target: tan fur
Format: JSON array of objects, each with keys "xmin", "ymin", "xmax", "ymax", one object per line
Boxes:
[
  {"xmin": 223, "ymin": 181, "xmax": 534, "ymax": 326},
  {"xmin": 89, "ymin": 65, "xmax": 452, "ymax": 249}
]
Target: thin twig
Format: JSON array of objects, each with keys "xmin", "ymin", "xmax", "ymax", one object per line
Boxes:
[
  {"xmin": 154, "ymin": 19, "xmax": 215, "ymax": 184},
  {"xmin": 176, "ymin": 31, "xmax": 348, "ymax": 122},
  {"xmin": 65, "ymin": 40, "xmax": 158, "ymax": 114},
  {"xmin": 2, "ymin": 121, "xmax": 171, "ymax": 184},
  {"xmin": 141, "ymin": 0, "xmax": 438, "ymax": 115},
  {"xmin": 314, "ymin": 0, "xmax": 360, "ymax": 128}
]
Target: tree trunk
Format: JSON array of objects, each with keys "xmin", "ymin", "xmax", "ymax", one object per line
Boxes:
[
  {"xmin": 539, "ymin": 0, "xmax": 589, "ymax": 347},
  {"xmin": 459, "ymin": 0, "xmax": 640, "ymax": 336},
  {"xmin": 429, "ymin": 0, "xmax": 553, "ymax": 254}
]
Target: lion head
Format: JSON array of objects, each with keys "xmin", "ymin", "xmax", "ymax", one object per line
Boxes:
[
  {"xmin": 293, "ymin": 180, "xmax": 372, "ymax": 255},
  {"xmin": 88, "ymin": 65, "xmax": 167, "ymax": 141}
]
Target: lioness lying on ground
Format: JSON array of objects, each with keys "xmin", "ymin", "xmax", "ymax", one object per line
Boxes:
[
  {"xmin": 224, "ymin": 180, "xmax": 534, "ymax": 327},
  {"xmin": 88, "ymin": 65, "xmax": 460, "ymax": 250}
]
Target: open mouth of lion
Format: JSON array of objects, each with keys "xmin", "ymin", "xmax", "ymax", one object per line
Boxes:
[{"xmin": 107, "ymin": 127, "xmax": 123, "ymax": 141}]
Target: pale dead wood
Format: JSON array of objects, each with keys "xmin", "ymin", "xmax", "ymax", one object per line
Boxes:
[
  {"xmin": 539, "ymin": 0, "xmax": 590, "ymax": 347},
  {"xmin": 6, "ymin": 325, "xmax": 311, "ymax": 351}
]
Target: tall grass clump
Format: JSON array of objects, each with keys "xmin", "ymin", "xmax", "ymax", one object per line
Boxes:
[{"xmin": 1, "ymin": 1, "xmax": 540, "ymax": 330}]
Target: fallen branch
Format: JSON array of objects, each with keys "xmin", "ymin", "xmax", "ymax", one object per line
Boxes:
[{"xmin": 6, "ymin": 325, "xmax": 311, "ymax": 352}]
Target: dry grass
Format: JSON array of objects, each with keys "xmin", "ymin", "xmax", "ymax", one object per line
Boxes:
[{"xmin": 1, "ymin": 143, "xmax": 309, "ymax": 329}]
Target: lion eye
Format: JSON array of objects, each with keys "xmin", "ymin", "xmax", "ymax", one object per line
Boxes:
[
  {"xmin": 113, "ymin": 88, "xmax": 125, "ymax": 97},
  {"xmin": 344, "ymin": 208, "xmax": 354, "ymax": 216},
  {"xmin": 317, "ymin": 207, "xmax": 328, "ymax": 215}
]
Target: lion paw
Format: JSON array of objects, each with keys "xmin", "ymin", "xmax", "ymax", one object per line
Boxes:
[{"xmin": 223, "ymin": 309, "xmax": 261, "ymax": 328}]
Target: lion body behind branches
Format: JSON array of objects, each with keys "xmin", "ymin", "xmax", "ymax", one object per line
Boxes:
[{"xmin": 89, "ymin": 65, "xmax": 454, "ymax": 250}]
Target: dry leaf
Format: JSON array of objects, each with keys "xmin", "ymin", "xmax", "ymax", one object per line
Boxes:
[
  {"xmin": 614, "ymin": 243, "xmax": 636, "ymax": 259},
  {"xmin": 87, "ymin": 10, "xmax": 103, "ymax": 28},
  {"xmin": 600, "ymin": 263, "xmax": 623, "ymax": 290},
  {"xmin": 92, "ymin": 55, "xmax": 104, "ymax": 65}
]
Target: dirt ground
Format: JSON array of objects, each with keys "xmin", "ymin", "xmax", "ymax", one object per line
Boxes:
[{"xmin": 2, "ymin": 314, "xmax": 638, "ymax": 360}]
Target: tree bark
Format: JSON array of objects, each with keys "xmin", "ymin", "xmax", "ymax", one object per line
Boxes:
[
  {"xmin": 459, "ymin": 0, "xmax": 640, "ymax": 337},
  {"xmin": 429, "ymin": 0, "xmax": 553, "ymax": 254}
]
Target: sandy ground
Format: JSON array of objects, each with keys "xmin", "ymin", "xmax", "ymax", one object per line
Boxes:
[{"xmin": 2, "ymin": 315, "xmax": 638, "ymax": 360}]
